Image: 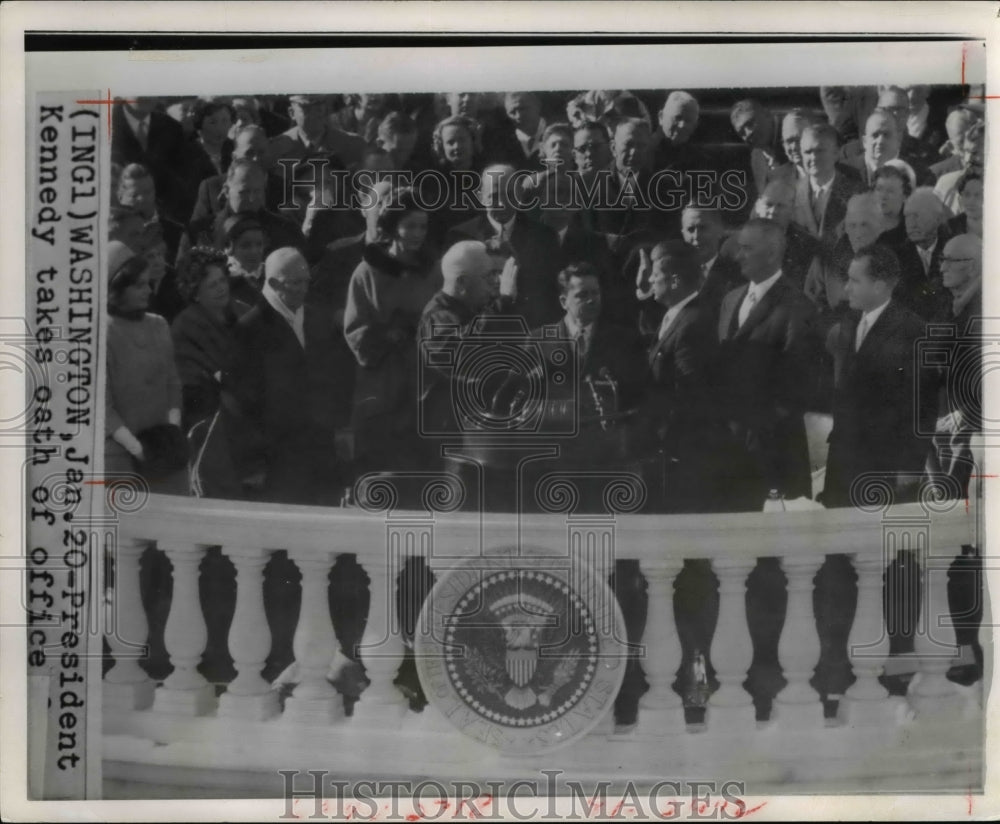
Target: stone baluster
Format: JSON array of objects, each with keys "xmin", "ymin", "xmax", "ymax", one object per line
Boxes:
[
  {"xmin": 218, "ymin": 545, "xmax": 279, "ymax": 721},
  {"xmin": 841, "ymin": 553, "xmax": 900, "ymax": 726},
  {"xmin": 153, "ymin": 541, "xmax": 216, "ymax": 715},
  {"xmin": 707, "ymin": 559, "xmax": 756, "ymax": 731},
  {"xmin": 104, "ymin": 537, "xmax": 154, "ymax": 711},
  {"xmin": 283, "ymin": 550, "xmax": 342, "ymax": 724},
  {"xmin": 910, "ymin": 545, "xmax": 962, "ymax": 716},
  {"xmin": 637, "ymin": 558, "xmax": 685, "ymax": 734},
  {"xmin": 773, "ymin": 555, "xmax": 824, "ymax": 729},
  {"xmin": 352, "ymin": 553, "xmax": 409, "ymax": 726}
]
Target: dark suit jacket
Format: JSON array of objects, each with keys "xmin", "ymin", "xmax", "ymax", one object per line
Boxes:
[
  {"xmin": 699, "ymin": 254, "xmax": 744, "ymax": 322},
  {"xmin": 226, "ymin": 299, "xmax": 348, "ymax": 503},
  {"xmin": 189, "ymin": 171, "xmax": 288, "ymax": 226},
  {"xmin": 893, "ymin": 230, "xmax": 953, "ymax": 321},
  {"xmin": 445, "ymin": 213, "xmax": 563, "ymax": 329},
  {"xmin": 584, "ymin": 170, "xmax": 678, "ymax": 240},
  {"xmin": 792, "ymin": 170, "xmax": 867, "ymax": 248},
  {"xmin": 644, "ymin": 294, "xmax": 731, "ymax": 511},
  {"xmin": 646, "ymin": 294, "xmax": 719, "ymax": 437},
  {"xmin": 717, "ymin": 275, "xmax": 821, "ymax": 502},
  {"xmin": 111, "ymin": 104, "xmax": 191, "ymax": 222},
  {"xmin": 823, "ymin": 301, "xmax": 935, "ymax": 507}
]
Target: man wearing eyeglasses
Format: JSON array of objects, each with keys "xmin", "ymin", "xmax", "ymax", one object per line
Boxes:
[{"xmin": 572, "ymin": 122, "xmax": 614, "ymax": 185}]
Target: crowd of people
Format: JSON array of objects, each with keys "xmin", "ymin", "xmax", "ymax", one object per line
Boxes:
[{"xmin": 104, "ymin": 85, "xmax": 986, "ymax": 723}]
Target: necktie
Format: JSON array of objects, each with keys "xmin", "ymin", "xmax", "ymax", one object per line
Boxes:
[
  {"xmin": 812, "ymin": 185, "xmax": 826, "ymax": 226},
  {"xmin": 855, "ymin": 315, "xmax": 869, "ymax": 352},
  {"xmin": 136, "ymin": 118, "xmax": 148, "ymax": 151},
  {"xmin": 738, "ymin": 288, "xmax": 757, "ymax": 327},
  {"xmin": 918, "ymin": 247, "xmax": 932, "ymax": 275},
  {"xmin": 576, "ymin": 326, "xmax": 591, "ymax": 367}
]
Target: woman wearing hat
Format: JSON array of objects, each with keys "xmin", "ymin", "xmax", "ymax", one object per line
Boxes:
[
  {"xmin": 344, "ymin": 186, "xmax": 441, "ymax": 477},
  {"xmin": 105, "ymin": 240, "xmax": 188, "ymax": 495}
]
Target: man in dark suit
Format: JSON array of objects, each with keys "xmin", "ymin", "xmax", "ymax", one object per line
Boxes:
[
  {"xmin": 188, "ymin": 125, "xmax": 288, "ymax": 225},
  {"xmin": 493, "ymin": 92, "xmax": 547, "ymax": 171},
  {"xmin": 637, "ymin": 240, "xmax": 730, "ymax": 714},
  {"xmin": 445, "ymin": 163, "xmax": 563, "ymax": 329},
  {"xmin": 894, "ymin": 188, "xmax": 953, "ymax": 321},
  {"xmin": 845, "ymin": 110, "xmax": 934, "ymax": 188},
  {"xmin": 718, "ymin": 218, "xmax": 820, "ymax": 506},
  {"xmin": 651, "ymin": 91, "xmax": 706, "ymax": 177},
  {"xmin": 533, "ymin": 263, "xmax": 650, "ymax": 728},
  {"xmin": 182, "ymin": 159, "xmax": 306, "ymax": 265},
  {"xmin": 680, "ymin": 205, "xmax": 742, "ymax": 321},
  {"xmin": 116, "ymin": 163, "xmax": 185, "ymax": 265},
  {"xmin": 820, "ymin": 244, "xmax": 937, "ymax": 696},
  {"xmin": 722, "ymin": 179, "xmax": 821, "ymax": 292},
  {"xmin": 793, "ymin": 124, "xmax": 866, "ymax": 249},
  {"xmin": 877, "ymin": 86, "xmax": 943, "ymax": 173},
  {"xmin": 226, "ymin": 247, "xmax": 347, "ymax": 506},
  {"xmin": 268, "ymin": 94, "xmax": 366, "ymax": 171},
  {"xmin": 903, "ymin": 85, "xmax": 947, "ymax": 167},
  {"xmin": 225, "ymin": 247, "xmax": 362, "ymax": 692},
  {"xmin": 639, "ymin": 241, "xmax": 728, "ymax": 513},
  {"xmin": 592, "ymin": 118, "xmax": 675, "ymax": 240},
  {"xmin": 111, "ymin": 97, "xmax": 191, "ymax": 223},
  {"xmin": 718, "ymin": 218, "xmax": 822, "ymax": 718}
]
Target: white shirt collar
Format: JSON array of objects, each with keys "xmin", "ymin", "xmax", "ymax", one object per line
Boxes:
[
  {"xmin": 658, "ymin": 289, "xmax": 699, "ymax": 338},
  {"xmin": 907, "ymin": 103, "xmax": 930, "ymax": 139},
  {"xmin": 515, "ymin": 118, "xmax": 546, "ymax": 156},
  {"xmin": 122, "ymin": 106, "xmax": 150, "ymax": 137},
  {"xmin": 916, "ymin": 237, "xmax": 938, "ymax": 259},
  {"xmin": 748, "ymin": 268, "xmax": 784, "ymax": 302},
  {"xmin": 860, "ymin": 297, "xmax": 891, "ymax": 330},
  {"xmin": 557, "ymin": 225, "xmax": 569, "ymax": 244},
  {"xmin": 563, "ymin": 312, "xmax": 594, "ymax": 340},
  {"xmin": 487, "ymin": 213, "xmax": 516, "ymax": 238},
  {"xmin": 810, "ymin": 172, "xmax": 835, "ymax": 196}
]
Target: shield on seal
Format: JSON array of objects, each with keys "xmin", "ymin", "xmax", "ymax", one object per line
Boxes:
[{"xmin": 506, "ymin": 646, "xmax": 537, "ymax": 687}]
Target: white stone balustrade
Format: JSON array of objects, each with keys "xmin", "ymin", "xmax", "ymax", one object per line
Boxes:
[
  {"xmin": 637, "ymin": 558, "xmax": 685, "ymax": 734},
  {"xmin": 841, "ymin": 552, "xmax": 898, "ymax": 726},
  {"xmin": 773, "ymin": 555, "xmax": 824, "ymax": 729},
  {"xmin": 910, "ymin": 544, "xmax": 962, "ymax": 716},
  {"xmin": 218, "ymin": 545, "xmax": 279, "ymax": 721},
  {"xmin": 104, "ymin": 494, "xmax": 982, "ymax": 791},
  {"xmin": 352, "ymin": 556, "xmax": 409, "ymax": 725},
  {"xmin": 282, "ymin": 550, "xmax": 342, "ymax": 725},
  {"xmin": 153, "ymin": 541, "xmax": 216, "ymax": 715},
  {"xmin": 707, "ymin": 558, "xmax": 756, "ymax": 731}
]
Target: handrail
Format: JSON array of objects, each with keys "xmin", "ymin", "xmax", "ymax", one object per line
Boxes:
[{"xmin": 117, "ymin": 492, "xmax": 976, "ymax": 562}]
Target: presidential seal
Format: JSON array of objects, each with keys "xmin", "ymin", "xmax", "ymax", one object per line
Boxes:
[{"xmin": 414, "ymin": 547, "xmax": 627, "ymax": 754}]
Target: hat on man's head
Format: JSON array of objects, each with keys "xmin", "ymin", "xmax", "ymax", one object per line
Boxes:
[{"xmin": 288, "ymin": 94, "xmax": 324, "ymax": 106}]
